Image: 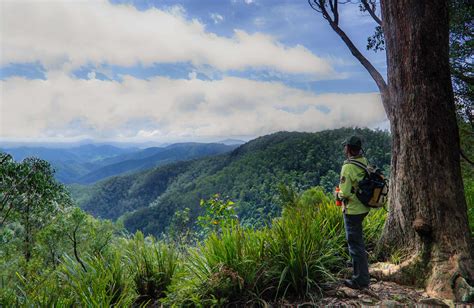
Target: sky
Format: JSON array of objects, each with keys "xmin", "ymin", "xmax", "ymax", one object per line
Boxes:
[{"xmin": 0, "ymin": 0, "xmax": 388, "ymax": 144}]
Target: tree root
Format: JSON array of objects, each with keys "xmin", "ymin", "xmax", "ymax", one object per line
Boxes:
[
  {"xmin": 369, "ymin": 254, "xmax": 474, "ymax": 302},
  {"xmin": 370, "ymin": 256, "xmax": 423, "ymax": 287}
]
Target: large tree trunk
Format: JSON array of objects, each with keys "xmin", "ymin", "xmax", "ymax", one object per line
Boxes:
[{"xmin": 377, "ymin": 0, "xmax": 473, "ymax": 300}]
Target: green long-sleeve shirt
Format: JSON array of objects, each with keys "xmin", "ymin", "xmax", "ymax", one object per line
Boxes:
[{"xmin": 338, "ymin": 156, "xmax": 370, "ymax": 215}]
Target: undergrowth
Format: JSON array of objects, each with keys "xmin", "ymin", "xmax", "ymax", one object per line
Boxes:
[{"xmin": 0, "ymin": 186, "xmax": 414, "ymax": 306}]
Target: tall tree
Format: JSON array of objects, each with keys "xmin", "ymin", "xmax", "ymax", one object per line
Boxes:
[
  {"xmin": 309, "ymin": 0, "xmax": 473, "ymax": 300},
  {"xmin": 0, "ymin": 155, "xmax": 70, "ymax": 262}
]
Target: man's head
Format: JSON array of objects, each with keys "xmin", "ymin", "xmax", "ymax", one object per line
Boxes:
[{"xmin": 342, "ymin": 135, "xmax": 362, "ymax": 157}]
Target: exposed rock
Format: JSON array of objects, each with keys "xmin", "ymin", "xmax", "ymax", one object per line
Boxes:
[
  {"xmin": 379, "ymin": 299, "xmax": 404, "ymax": 308},
  {"xmin": 453, "ymin": 276, "xmax": 474, "ymax": 303},
  {"xmin": 418, "ymin": 297, "xmax": 450, "ymax": 307},
  {"xmin": 337, "ymin": 286, "xmax": 359, "ymax": 298}
]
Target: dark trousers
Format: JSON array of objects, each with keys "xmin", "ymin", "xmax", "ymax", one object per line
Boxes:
[{"xmin": 343, "ymin": 213, "xmax": 370, "ymax": 286}]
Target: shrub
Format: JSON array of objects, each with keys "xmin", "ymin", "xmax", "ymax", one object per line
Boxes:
[
  {"xmin": 264, "ymin": 187, "xmax": 345, "ymax": 300},
  {"xmin": 165, "ymin": 224, "xmax": 267, "ymax": 306},
  {"xmin": 166, "ymin": 187, "xmax": 353, "ymax": 304},
  {"xmin": 125, "ymin": 231, "xmax": 180, "ymax": 305},
  {"xmin": 59, "ymin": 252, "xmax": 135, "ymax": 307}
]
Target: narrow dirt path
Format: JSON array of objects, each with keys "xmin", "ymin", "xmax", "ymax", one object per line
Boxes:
[{"xmin": 277, "ymin": 279, "xmax": 472, "ymax": 307}]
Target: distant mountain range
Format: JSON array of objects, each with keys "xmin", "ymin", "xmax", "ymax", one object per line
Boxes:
[
  {"xmin": 69, "ymin": 128, "xmax": 391, "ymax": 236},
  {"xmin": 1, "ymin": 142, "xmax": 239, "ymax": 184},
  {"xmin": 76, "ymin": 143, "xmax": 239, "ymax": 184}
]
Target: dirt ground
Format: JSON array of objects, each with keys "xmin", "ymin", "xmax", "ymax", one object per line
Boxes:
[{"xmin": 277, "ymin": 279, "xmax": 474, "ymax": 307}]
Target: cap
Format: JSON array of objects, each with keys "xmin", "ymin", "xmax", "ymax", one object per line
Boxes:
[{"xmin": 342, "ymin": 135, "xmax": 362, "ymax": 148}]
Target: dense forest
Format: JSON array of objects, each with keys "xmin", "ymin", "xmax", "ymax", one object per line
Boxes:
[
  {"xmin": 1, "ymin": 137, "xmax": 472, "ymax": 305},
  {"xmin": 1, "ymin": 126, "xmax": 473, "ymax": 305},
  {"xmin": 71, "ymin": 128, "xmax": 391, "ymax": 236}
]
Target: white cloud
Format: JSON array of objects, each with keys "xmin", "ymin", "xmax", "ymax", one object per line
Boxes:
[
  {"xmin": 210, "ymin": 13, "xmax": 224, "ymax": 24},
  {"xmin": 188, "ymin": 71, "xmax": 197, "ymax": 79},
  {"xmin": 244, "ymin": 0, "xmax": 254, "ymax": 4},
  {"xmin": 1, "ymin": 0, "xmax": 334, "ymax": 77},
  {"xmin": 87, "ymin": 71, "xmax": 96, "ymax": 80},
  {"xmin": 0, "ymin": 74, "xmax": 386, "ymax": 141}
]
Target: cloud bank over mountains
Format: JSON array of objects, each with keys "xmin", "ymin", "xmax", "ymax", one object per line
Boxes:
[
  {"xmin": 0, "ymin": 0, "xmax": 386, "ymax": 141},
  {"xmin": 1, "ymin": 74, "xmax": 385, "ymax": 141}
]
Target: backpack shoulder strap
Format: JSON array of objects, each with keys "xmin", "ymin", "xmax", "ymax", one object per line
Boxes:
[{"xmin": 347, "ymin": 159, "xmax": 369, "ymax": 174}]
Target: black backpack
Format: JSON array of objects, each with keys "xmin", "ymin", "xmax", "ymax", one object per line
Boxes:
[{"xmin": 347, "ymin": 159, "xmax": 389, "ymax": 208}]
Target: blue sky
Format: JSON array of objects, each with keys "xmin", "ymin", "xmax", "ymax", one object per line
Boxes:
[{"xmin": 0, "ymin": 0, "xmax": 388, "ymax": 143}]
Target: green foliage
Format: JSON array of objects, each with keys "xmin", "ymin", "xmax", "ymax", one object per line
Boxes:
[
  {"xmin": 167, "ymin": 207, "xmax": 193, "ymax": 244},
  {"xmin": 197, "ymin": 194, "xmax": 238, "ymax": 236},
  {"xmin": 265, "ymin": 188, "xmax": 344, "ymax": 299},
  {"xmin": 170, "ymin": 226, "xmax": 267, "ymax": 306},
  {"xmin": 1, "ymin": 181, "xmax": 390, "ymax": 305},
  {"xmin": 163, "ymin": 187, "xmax": 385, "ymax": 305},
  {"xmin": 59, "ymin": 252, "xmax": 135, "ymax": 307},
  {"xmin": 366, "ymin": 25, "xmax": 385, "ymax": 52},
  {"xmin": 319, "ymin": 170, "xmax": 340, "ymax": 194},
  {"xmin": 3, "ymin": 128, "xmax": 473, "ymax": 305},
  {"xmin": 125, "ymin": 232, "xmax": 180, "ymax": 305},
  {"xmin": 76, "ymin": 128, "xmax": 391, "ymax": 236},
  {"xmin": 450, "ymin": 0, "xmax": 473, "ymax": 122},
  {"xmin": 464, "ymin": 177, "xmax": 474, "ymax": 236}
]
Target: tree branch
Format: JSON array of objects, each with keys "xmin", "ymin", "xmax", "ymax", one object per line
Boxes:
[
  {"xmin": 313, "ymin": 1, "xmax": 388, "ymax": 96},
  {"xmin": 460, "ymin": 149, "xmax": 474, "ymax": 167},
  {"xmin": 451, "ymin": 69, "xmax": 474, "ymax": 85},
  {"xmin": 72, "ymin": 225, "xmax": 87, "ymax": 272},
  {"xmin": 328, "ymin": 0, "xmax": 339, "ymax": 25},
  {"xmin": 361, "ymin": 0, "xmax": 382, "ymax": 26},
  {"xmin": 308, "ymin": 0, "xmax": 323, "ymax": 13},
  {"xmin": 0, "ymin": 202, "xmax": 13, "ymax": 226}
]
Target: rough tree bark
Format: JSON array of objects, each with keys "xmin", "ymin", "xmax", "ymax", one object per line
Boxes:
[
  {"xmin": 309, "ymin": 0, "xmax": 473, "ymax": 301},
  {"xmin": 377, "ymin": 0, "xmax": 473, "ymax": 300}
]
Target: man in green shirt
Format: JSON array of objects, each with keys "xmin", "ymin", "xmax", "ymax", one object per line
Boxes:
[{"xmin": 337, "ymin": 135, "xmax": 370, "ymax": 289}]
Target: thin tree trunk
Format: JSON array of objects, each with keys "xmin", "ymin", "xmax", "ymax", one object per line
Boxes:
[
  {"xmin": 378, "ymin": 0, "xmax": 473, "ymax": 300},
  {"xmin": 24, "ymin": 202, "xmax": 31, "ymax": 263}
]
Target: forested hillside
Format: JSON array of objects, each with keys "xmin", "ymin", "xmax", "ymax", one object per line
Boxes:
[
  {"xmin": 2, "ymin": 143, "xmax": 237, "ymax": 184},
  {"xmin": 76, "ymin": 143, "xmax": 238, "ymax": 184},
  {"xmin": 73, "ymin": 128, "xmax": 391, "ymax": 236}
]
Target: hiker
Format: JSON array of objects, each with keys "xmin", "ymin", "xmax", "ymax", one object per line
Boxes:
[{"xmin": 337, "ymin": 135, "xmax": 370, "ymax": 289}]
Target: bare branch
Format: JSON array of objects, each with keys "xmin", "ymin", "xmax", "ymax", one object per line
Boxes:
[
  {"xmin": 361, "ymin": 0, "xmax": 382, "ymax": 26},
  {"xmin": 72, "ymin": 225, "xmax": 87, "ymax": 272},
  {"xmin": 310, "ymin": 1, "xmax": 388, "ymax": 95},
  {"xmin": 333, "ymin": 0, "xmax": 339, "ymax": 25},
  {"xmin": 308, "ymin": 0, "xmax": 323, "ymax": 13}
]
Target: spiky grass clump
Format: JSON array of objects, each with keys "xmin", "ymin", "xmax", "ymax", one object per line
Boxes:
[
  {"xmin": 59, "ymin": 252, "xmax": 135, "ymax": 307},
  {"xmin": 166, "ymin": 187, "xmax": 353, "ymax": 305},
  {"xmin": 363, "ymin": 207, "xmax": 387, "ymax": 262},
  {"xmin": 125, "ymin": 231, "xmax": 180, "ymax": 305},
  {"xmin": 164, "ymin": 223, "xmax": 268, "ymax": 306},
  {"xmin": 264, "ymin": 187, "xmax": 346, "ymax": 300}
]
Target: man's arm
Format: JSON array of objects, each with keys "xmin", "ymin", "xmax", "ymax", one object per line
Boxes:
[{"xmin": 338, "ymin": 164, "xmax": 355, "ymax": 200}]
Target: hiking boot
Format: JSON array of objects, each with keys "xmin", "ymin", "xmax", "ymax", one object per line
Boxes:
[{"xmin": 343, "ymin": 279, "xmax": 368, "ymax": 290}]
